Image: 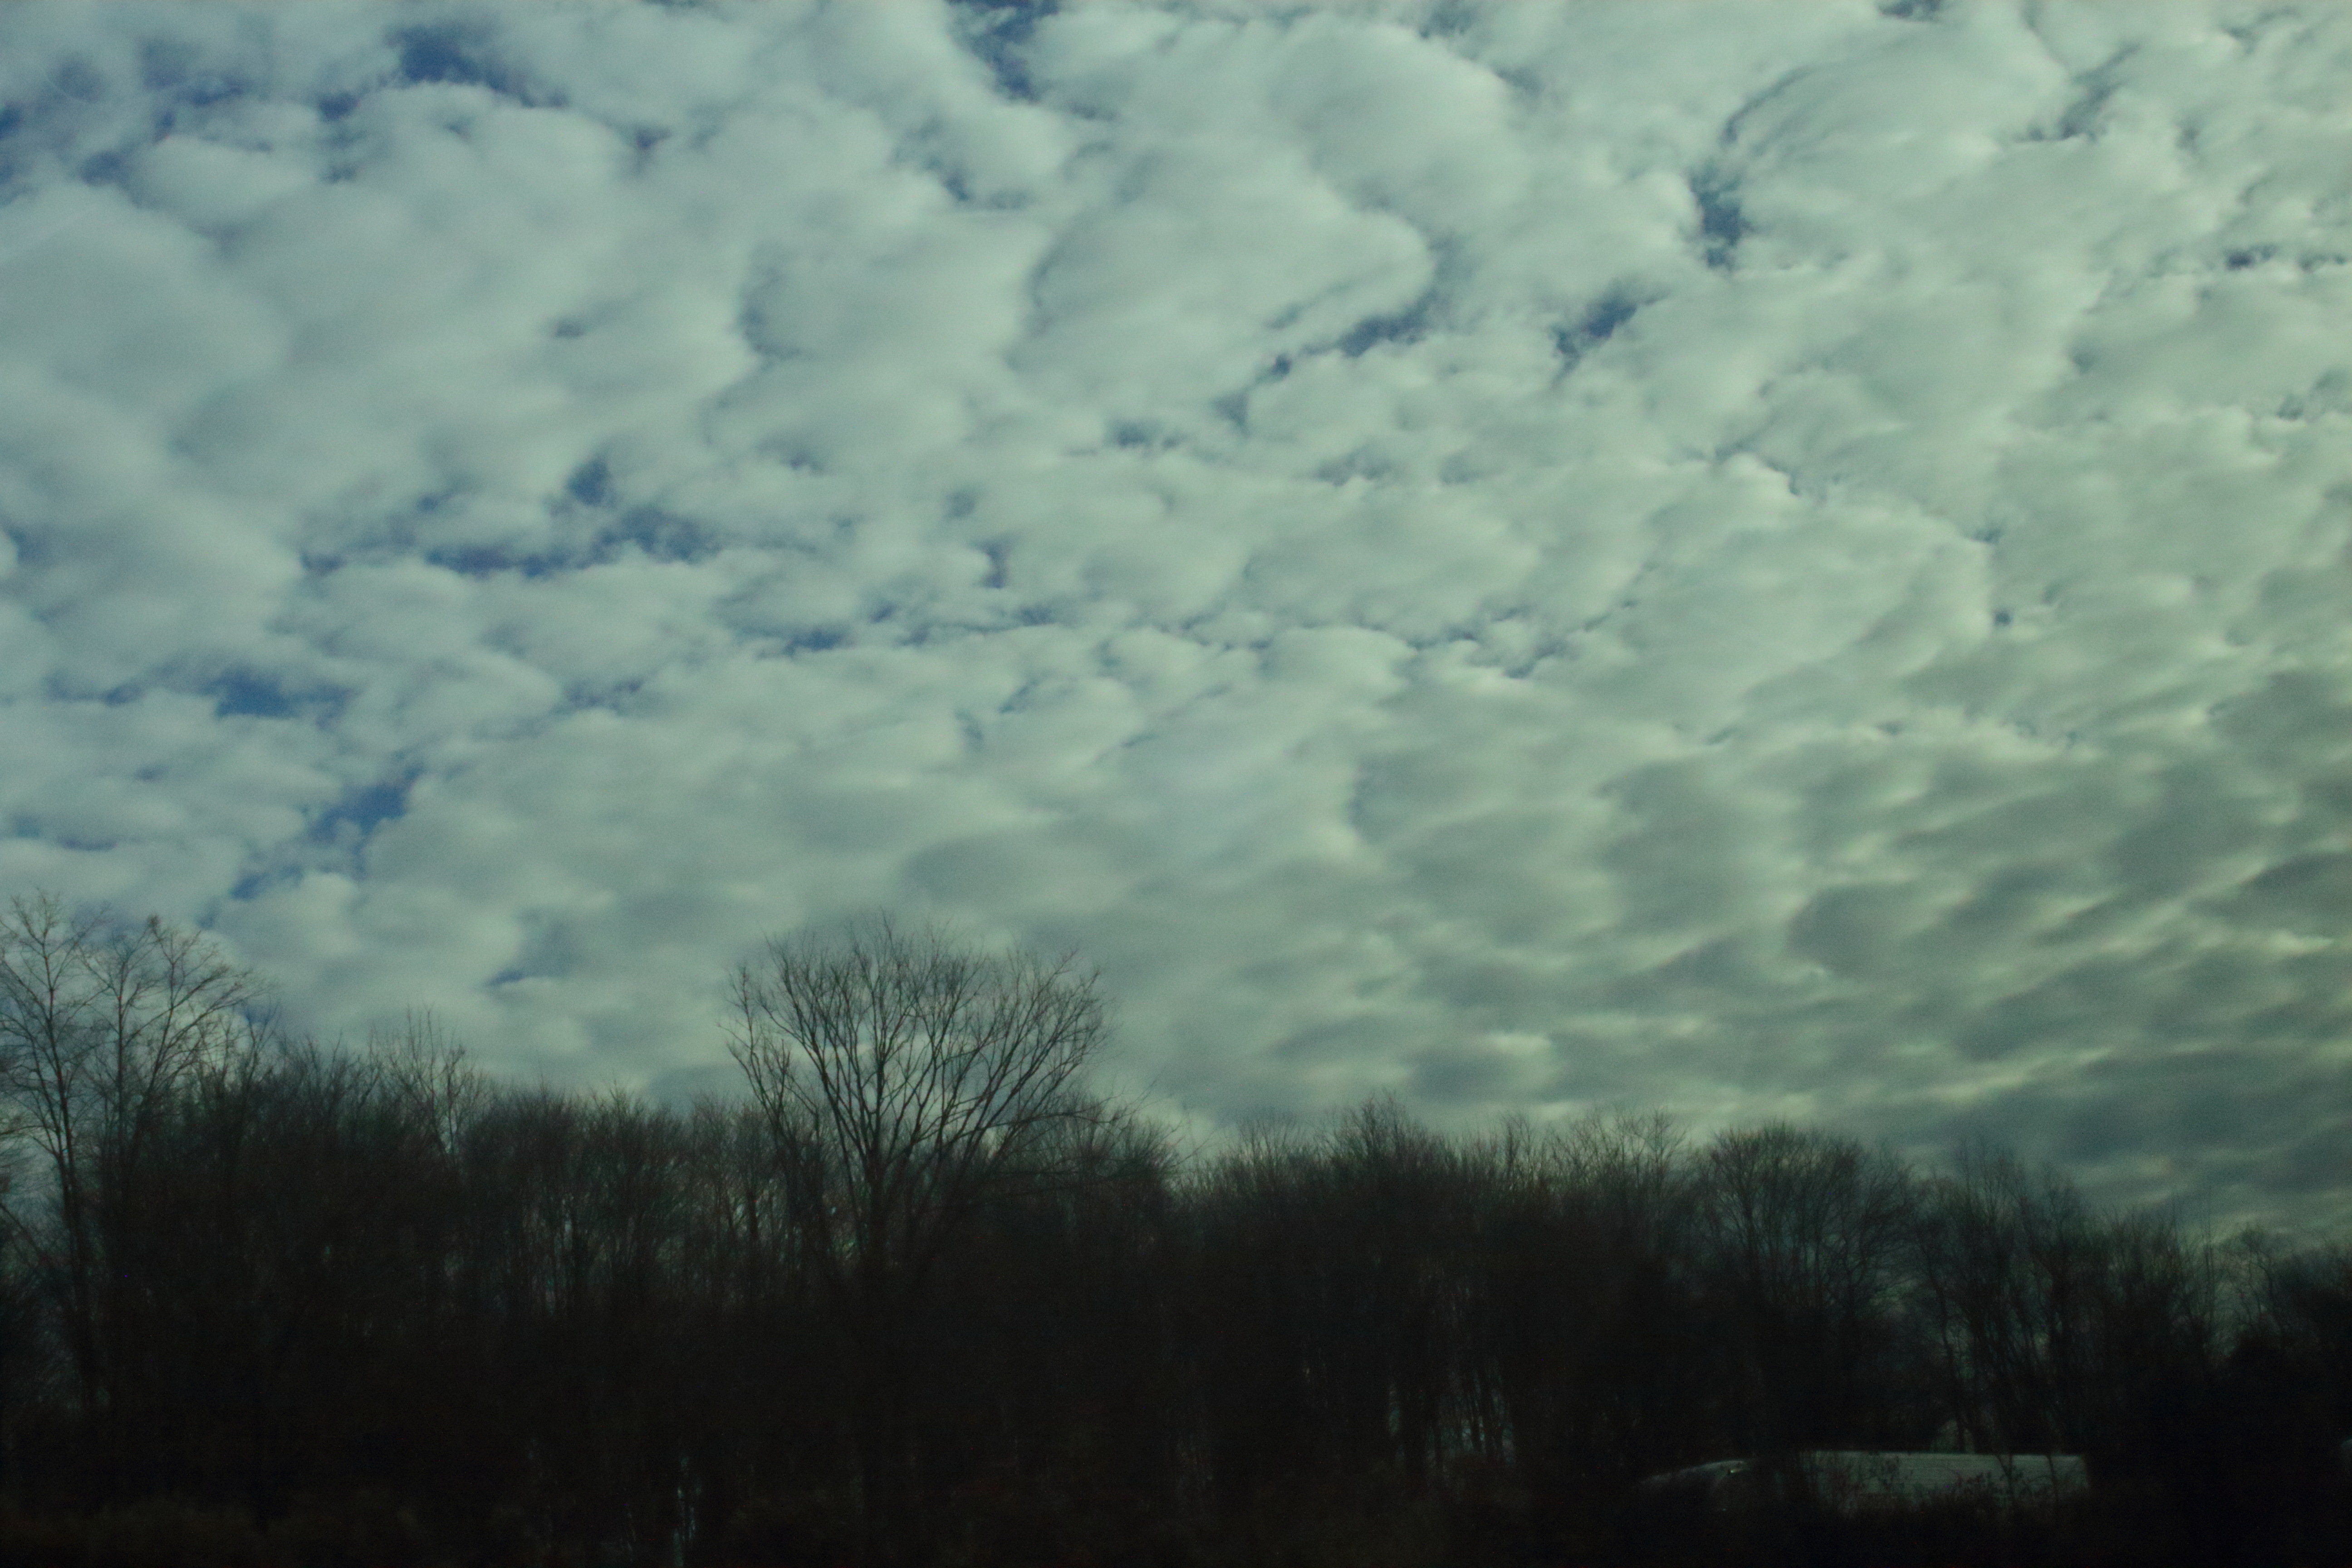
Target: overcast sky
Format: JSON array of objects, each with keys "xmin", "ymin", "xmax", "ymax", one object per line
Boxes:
[{"xmin": 2, "ymin": 0, "xmax": 2348, "ymax": 1240}]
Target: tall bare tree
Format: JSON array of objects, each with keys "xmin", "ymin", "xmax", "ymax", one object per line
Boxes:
[
  {"xmin": 725, "ymin": 913, "xmax": 1115, "ymax": 1567},
  {"xmin": 0, "ymin": 892, "xmax": 264, "ymax": 1439},
  {"xmin": 1695, "ymin": 1123, "xmax": 1921, "ymax": 1455},
  {"xmin": 1909, "ymin": 1143, "xmax": 2111, "ymax": 1457},
  {"xmin": 1460, "ymin": 1110, "xmax": 1709, "ymax": 1510}
]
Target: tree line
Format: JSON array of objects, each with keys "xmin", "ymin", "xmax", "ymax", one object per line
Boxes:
[{"xmin": 0, "ymin": 891, "xmax": 2346, "ymax": 1568}]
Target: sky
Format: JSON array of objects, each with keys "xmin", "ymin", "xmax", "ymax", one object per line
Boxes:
[{"xmin": 1, "ymin": 0, "xmax": 2348, "ymax": 1243}]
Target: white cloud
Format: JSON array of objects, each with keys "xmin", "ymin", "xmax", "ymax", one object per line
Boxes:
[{"xmin": 1, "ymin": 0, "xmax": 2349, "ymax": 1242}]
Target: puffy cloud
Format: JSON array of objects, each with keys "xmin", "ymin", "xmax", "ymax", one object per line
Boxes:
[{"xmin": 2, "ymin": 0, "xmax": 2349, "ymax": 1242}]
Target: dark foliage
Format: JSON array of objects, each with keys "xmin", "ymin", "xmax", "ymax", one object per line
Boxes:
[{"xmin": 0, "ymin": 893, "xmax": 2345, "ymax": 1567}]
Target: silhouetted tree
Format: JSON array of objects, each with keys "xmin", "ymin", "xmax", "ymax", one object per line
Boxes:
[
  {"xmin": 0, "ymin": 892, "xmax": 266, "ymax": 1500},
  {"xmin": 2, "ymin": 887, "xmax": 2349, "ymax": 1568},
  {"xmin": 918, "ymin": 1101, "xmax": 1186, "ymax": 1564},
  {"xmin": 1908, "ymin": 1143, "xmax": 2103, "ymax": 1456},
  {"xmin": 1694, "ymin": 1124, "xmax": 1922, "ymax": 1457},
  {"xmin": 726, "ymin": 913, "xmax": 1117, "ymax": 1567},
  {"xmin": 1460, "ymin": 1108, "xmax": 1710, "ymax": 1546}
]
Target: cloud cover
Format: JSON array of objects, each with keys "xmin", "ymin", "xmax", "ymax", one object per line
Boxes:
[{"xmin": 2, "ymin": 0, "xmax": 2348, "ymax": 1240}]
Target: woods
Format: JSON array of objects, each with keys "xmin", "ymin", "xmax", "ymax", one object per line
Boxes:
[{"xmin": 0, "ymin": 893, "xmax": 2347, "ymax": 1568}]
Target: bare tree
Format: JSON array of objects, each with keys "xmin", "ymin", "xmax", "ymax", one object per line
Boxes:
[
  {"xmin": 1458, "ymin": 1110, "xmax": 1709, "ymax": 1506},
  {"xmin": 369, "ymin": 1009, "xmax": 490, "ymax": 1165},
  {"xmin": 0, "ymin": 892, "xmax": 265, "ymax": 1430},
  {"xmin": 1696, "ymin": 1123, "xmax": 1921, "ymax": 1455},
  {"xmin": 1909, "ymin": 1143, "xmax": 2110, "ymax": 1457},
  {"xmin": 725, "ymin": 913, "xmax": 1116, "ymax": 1566}
]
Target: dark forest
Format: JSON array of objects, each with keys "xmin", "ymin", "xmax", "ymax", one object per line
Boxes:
[{"xmin": 0, "ymin": 893, "xmax": 2346, "ymax": 1568}]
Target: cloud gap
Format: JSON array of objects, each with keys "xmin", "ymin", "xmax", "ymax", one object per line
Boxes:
[
  {"xmin": 388, "ymin": 22, "xmax": 542, "ymax": 104},
  {"xmin": 308, "ymin": 772, "xmax": 421, "ymax": 857},
  {"xmin": 949, "ymin": 0, "xmax": 1056, "ymax": 104},
  {"xmin": 1688, "ymin": 162, "xmax": 1749, "ymax": 271},
  {"xmin": 1550, "ymin": 286, "xmax": 1649, "ymax": 379},
  {"xmin": 206, "ymin": 670, "xmax": 348, "ymax": 724}
]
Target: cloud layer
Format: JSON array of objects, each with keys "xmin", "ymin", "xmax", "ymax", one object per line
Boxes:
[{"xmin": 3, "ymin": 0, "xmax": 2349, "ymax": 1240}]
